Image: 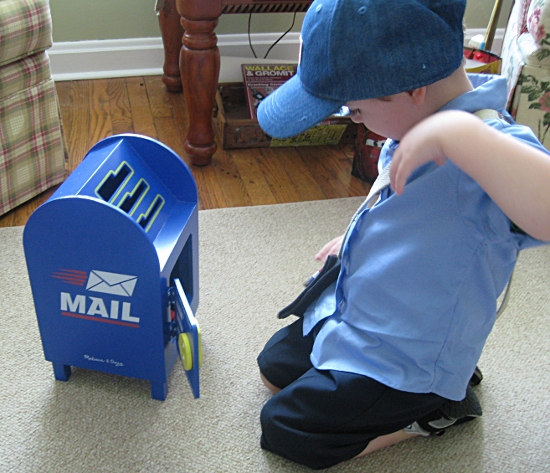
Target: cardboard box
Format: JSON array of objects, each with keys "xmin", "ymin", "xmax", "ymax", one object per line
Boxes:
[{"xmin": 214, "ymin": 83, "xmax": 357, "ymax": 150}]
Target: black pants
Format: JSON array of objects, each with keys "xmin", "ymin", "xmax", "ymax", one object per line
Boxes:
[{"xmin": 257, "ymin": 318, "xmax": 447, "ymax": 470}]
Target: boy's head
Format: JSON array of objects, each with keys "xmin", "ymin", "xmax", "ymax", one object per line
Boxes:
[{"xmin": 257, "ymin": 0, "xmax": 467, "ymax": 139}]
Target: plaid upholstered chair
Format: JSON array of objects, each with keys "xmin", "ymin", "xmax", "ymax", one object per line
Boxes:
[{"xmin": 0, "ymin": 0, "xmax": 67, "ymax": 216}]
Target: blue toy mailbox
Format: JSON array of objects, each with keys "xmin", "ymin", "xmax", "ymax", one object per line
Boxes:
[{"xmin": 23, "ymin": 134, "xmax": 201, "ymax": 400}]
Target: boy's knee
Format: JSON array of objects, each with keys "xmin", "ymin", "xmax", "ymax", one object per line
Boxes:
[
  {"xmin": 260, "ymin": 395, "xmax": 335, "ymax": 470},
  {"xmin": 260, "ymin": 371, "xmax": 281, "ymax": 394},
  {"xmin": 260, "ymin": 397, "xmax": 310, "ymax": 467},
  {"xmin": 259, "ymin": 396, "xmax": 285, "ymax": 449},
  {"xmin": 257, "ymin": 318, "xmax": 315, "ymax": 390}
]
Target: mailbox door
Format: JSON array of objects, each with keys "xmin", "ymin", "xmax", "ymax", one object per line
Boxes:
[{"xmin": 173, "ymin": 278, "xmax": 201, "ymax": 398}]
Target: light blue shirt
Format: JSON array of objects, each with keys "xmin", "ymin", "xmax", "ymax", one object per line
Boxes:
[{"xmin": 303, "ymin": 74, "xmax": 547, "ymax": 401}]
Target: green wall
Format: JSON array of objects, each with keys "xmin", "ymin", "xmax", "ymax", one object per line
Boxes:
[{"xmin": 49, "ymin": 0, "xmax": 513, "ymax": 43}]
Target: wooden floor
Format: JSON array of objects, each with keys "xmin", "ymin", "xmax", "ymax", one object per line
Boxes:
[{"xmin": 0, "ymin": 75, "xmax": 371, "ymax": 228}]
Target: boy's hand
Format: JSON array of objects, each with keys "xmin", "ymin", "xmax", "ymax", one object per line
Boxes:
[
  {"xmin": 315, "ymin": 235, "xmax": 344, "ymax": 262},
  {"xmin": 390, "ymin": 113, "xmax": 447, "ymax": 195}
]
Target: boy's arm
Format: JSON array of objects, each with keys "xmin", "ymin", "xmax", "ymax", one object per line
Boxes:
[{"xmin": 390, "ymin": 110, "xmax": 550, "ymax": 242}]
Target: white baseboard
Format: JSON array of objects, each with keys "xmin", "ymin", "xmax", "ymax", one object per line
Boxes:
[
  {"xmin": 49, "ymin": 29, "xmax": 504, "ymax": 83},
  {"xmin": 49, "ymin": 32, "xmax": 302, "ymax": 83}
]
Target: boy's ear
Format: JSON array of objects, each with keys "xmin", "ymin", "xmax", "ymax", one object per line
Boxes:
[{"xmin": 407, "ymin": 87, "xmax": 427, "ymax": 105}]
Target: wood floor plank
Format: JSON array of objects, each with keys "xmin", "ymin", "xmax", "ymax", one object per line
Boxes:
[
  {"xmin": 106, "ymin": 78, "xmax": 134, "ymax": 135},
  {"xmin": 273, "ymin": 146, "xmax": 327, "ymax": 202},
  {"xmin": 144, "ymin": 75, "xmax": 173, "ymax": 119},
  {"xmin": 153, "ymin": 116, "xmax": 186, "ymax": 159},
  {"xmin": 210, "ymin": 143, "xmax": 252, "ymax": 208},
  {"xmin": 192, "ymin": 164, "xmax": 228, "ymax": 210},
  {"xmin": 0, "ymin": 209, "xmax": 14, "ymax": 227},
  {"xmin": 55, "ymin": 81, "xmax": 76, "ymax": 138},
  {"xmin": 254, "ymin": 147, "xmax": 302, "ymax": 204},
  {"xmin": 230, "ymin": 148, "xmax": 278, "ymax": 206},
  {"xmin": 297, "ymin": 146, "xmax": 355, "ymax": 199},
  {"xmin": 167, "ymin": 88, "xmax": 190, "ymax": 153},
  {"xmin": 56, "ymin": 81, "xmax": 94, "ymax": 171},
  {"xmin": 323, "ymin": 150, "xmax": 371, "ymax": 197},
  {"xmin": 88, "ymin": 79, "xmax": 114, "ymax": 150},
  {"xmin": 126, "ymin": 77, "xmax": 158, "ymax": 139}
]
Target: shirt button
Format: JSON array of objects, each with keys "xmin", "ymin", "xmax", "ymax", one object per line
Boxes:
[
  {"xmin": 344, "ymin": 256, "xmax": 350, "ymax": 268},
  {"xmin": 338, "ymin": 299, "xmax": 346, "ymax": 312}
]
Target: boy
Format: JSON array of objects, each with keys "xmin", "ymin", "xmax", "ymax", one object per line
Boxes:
[{"xmin": 255, "ymin": 0, "xmax": 550, "ymax": 470}]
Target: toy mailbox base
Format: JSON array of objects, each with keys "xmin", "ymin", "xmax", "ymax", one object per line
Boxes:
[
  {"xmin": 46, "ymin": 272, "xmax": 200, "ymax": 401},
  {"xmin": 24, "ymin": 134, "xmax": 201, "ymax": 400}
]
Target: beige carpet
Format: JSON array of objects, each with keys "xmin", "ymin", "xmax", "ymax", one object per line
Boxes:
[{"xmin": 1, "ymin": 197, "xmax": 550, "ymax": 473}]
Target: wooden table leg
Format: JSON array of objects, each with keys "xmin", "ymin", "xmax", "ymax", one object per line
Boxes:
[
  {"xmin": 179, "ymin": 16, "xmax": 220, "ymax": 165},
  {"xmin": 158, "ymin": 0, "xmax": 184, "ymax": 92},
  {"xmin": 172, "ymin": 1, "xmax": 221, "ymax": 166}
]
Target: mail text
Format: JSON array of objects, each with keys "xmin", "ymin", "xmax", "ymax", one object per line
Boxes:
[{"xmin": 61, "ymin": 292, "xmax": 139, "ymax": 324}]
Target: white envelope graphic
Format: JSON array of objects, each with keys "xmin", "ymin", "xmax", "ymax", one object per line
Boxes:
[{"xmin": 86, "ymin": 270, "xmax": 138, "ymax": 297}]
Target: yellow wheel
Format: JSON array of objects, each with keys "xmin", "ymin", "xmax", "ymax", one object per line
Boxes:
[{"xmin": 178, "ymin": 333, "xmax": 193, "ymax": 370}]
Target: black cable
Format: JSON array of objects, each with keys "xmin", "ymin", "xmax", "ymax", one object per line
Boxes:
[
  {"xmin": 248, "ymin": 13, "xmax": 258, "ymax": 59},
  {"xmin": 248, "ymin": 12, "xmax": 298, "ymax": 60},
  {"xmin": 263, "ymin": 12, "xmax": 297, "ymax": 59}
]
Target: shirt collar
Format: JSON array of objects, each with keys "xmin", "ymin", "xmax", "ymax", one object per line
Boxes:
[
  {"xmin": 440, "ymin": 73, "xmax": 508, "ymax": 113},
  {"xmin": 382, "ymin": 74, "xmax": 508, "ymax": 168}
]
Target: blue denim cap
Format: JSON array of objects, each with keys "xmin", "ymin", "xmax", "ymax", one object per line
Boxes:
[{"xmin": 257, "ymin": 0, "xmax": 466, "ymax": 138}]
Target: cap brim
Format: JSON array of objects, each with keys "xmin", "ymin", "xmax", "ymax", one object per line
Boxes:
[{"xmin": 257, "ymin": 74, "xmax": 344, "ymax": 139}]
